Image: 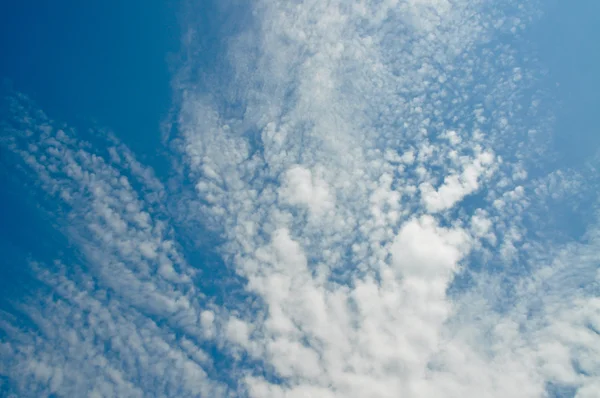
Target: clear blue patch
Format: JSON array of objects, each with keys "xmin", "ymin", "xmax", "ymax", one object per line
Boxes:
[{"xmin": 529, "ymin": 0, "xmax": 600, "ymax": 168}]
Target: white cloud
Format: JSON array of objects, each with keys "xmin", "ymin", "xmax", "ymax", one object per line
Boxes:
[
  {"xmin": 390, "ymin": 215, "xmax": 470, "ymax": 279},
  {"xmin": 0, "ymin": 97, "xmax": 230, "ymax": 396},
  {"xmin": 420, "ymin": 150, "xmax": 496, "ymax": 213},
  {"xmin": 2, "ymin": 0, "xmax": 599, "ymax": 397},
  {"xmin": 278, "ymin": 165, "xmax": 335, "ymax": 216},
  {"xmin": 167, "ymin": 0, "xmax": 600, "ymax": 395}
]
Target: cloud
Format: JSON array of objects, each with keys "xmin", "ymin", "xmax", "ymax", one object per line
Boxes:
[
  {"xmin": 420, "ymin": 150, "xmax": 496, "ymax": 213},
  {"xmin": 278, "ymin": 165, "xmax": 335, "ymax": 217},
  {"xmin": 2, "ymin": 0, "xmax": 600, "ymax": 397},
  {"xmin": 0, "ymin": 95, "xmax": 231, "ymax": 396},
  {"xmin": 169, "ymin": 0, "xmax": 599, "ymax": 396}
]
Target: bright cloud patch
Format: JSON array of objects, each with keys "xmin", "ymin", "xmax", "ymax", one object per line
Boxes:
[
  {"xmin": 279, "ymin": 165, "xmax": 335, "ymax": 216},
  {"xmin": 2, "ymin": 0, "xmax": 600, "ymax": 397},
  {"xmin": 420, "ymin": 150, "xmax": 496, "ymax": 213}
]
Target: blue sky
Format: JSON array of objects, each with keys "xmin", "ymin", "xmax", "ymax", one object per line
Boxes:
[
  {"xmin": 1, "ymin": 1, "xmax": 600, "ymax": 397},
  {"xmin": 530, "ymin": 0, "xmax": 600, "ymax": 165},
  {"xmin": 0, "ymin": 0, "xmax": 178, "ymax": 158}
]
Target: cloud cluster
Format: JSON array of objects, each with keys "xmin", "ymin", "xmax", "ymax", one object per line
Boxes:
[
  {"xmin": 170, "ymin": 0, "xmax": 599, "ymax": 396},
  {"xmin": 1, "ymin": 0, "xmax": 599, "ymax": 397},
  {"xmin": 0, "ymin": 95, "xmax": 231, "ymax": 396}
]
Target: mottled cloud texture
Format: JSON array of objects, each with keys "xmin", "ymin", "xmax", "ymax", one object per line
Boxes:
[{"xmin": 2, "ymin": 0, "xmax": 600, "ymax": 397}]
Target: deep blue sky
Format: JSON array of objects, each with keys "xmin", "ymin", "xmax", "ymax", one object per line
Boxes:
[{"xmin": 0, "ymin": 0, "xmax": 179, "ymax": 153}]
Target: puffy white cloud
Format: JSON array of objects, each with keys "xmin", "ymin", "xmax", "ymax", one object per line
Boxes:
[
  {"xmin": 390, "ymin": 215, "xmax": 470, "ymax": 279},
  {"xmin": 420, "ymin": 150, "xmax": 497, "ymax": 213},
  {"xmin": 279, "ymin": 165, "xmax": 335, "ymax": 216}
]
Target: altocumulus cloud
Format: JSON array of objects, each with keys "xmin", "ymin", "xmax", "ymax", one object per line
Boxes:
[{"xmin": 2, "ymin": 0, "xmax": 600, "ymax": 397}]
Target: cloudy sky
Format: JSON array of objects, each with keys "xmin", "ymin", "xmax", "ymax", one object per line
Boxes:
[{"xmin": 1, "ymin": 0, "xmax": 599, "ymax": 397}]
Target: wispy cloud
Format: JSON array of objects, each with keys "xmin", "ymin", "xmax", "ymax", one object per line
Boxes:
[
  {"xmin": 1, "ymin": 94, "xmax": 231, "ymax": 396},
  {"xmin": 1, "ymin": 0, "xmax": 599, "ymax": 397}
]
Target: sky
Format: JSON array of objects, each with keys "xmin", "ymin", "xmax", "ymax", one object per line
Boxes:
[{"xmin": 0, "ymin": 0, "xmax": 599, "ymax": 397}]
